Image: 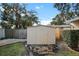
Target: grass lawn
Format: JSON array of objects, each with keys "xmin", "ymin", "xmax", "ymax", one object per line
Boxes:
[
  {"xmin": 0, "ymin": 42, "xmax": 79, "ymax": 56},
  {"xmin": 0, "ymin": 42, "xmax": 26, "ymax": 56},
  {"xmin": 55, "ymin": 50, "xmax": 79, "ymax": 56}
]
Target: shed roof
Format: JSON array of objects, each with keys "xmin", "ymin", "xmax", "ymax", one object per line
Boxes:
[{"xmin": 28, "ymin": 25, "xmax": 71, "ymax": 28}]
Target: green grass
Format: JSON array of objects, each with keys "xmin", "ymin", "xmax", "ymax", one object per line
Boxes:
[
  {"xmin": 0, "ymin": 42, "xmax": 26, "ymax": 56},
  {"xmin": 1, "ymin": 42, "xmax": 79, "ymax": 56},
  {"xmin": 55, "ymin": 50, "xmax": 79, "ymax": 56}
]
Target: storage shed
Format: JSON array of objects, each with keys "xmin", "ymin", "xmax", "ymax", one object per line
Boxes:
[{"xmin": 27, "ymin": 25, "xmax": 56, "ymax": 45}]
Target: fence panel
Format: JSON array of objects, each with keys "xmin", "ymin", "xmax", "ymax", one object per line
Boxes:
[
  {"xmin": 0, "ymin": 29, "xmax": 5, "ymax": 39},
  {"xmin": 5, "ymin": 29, "xmax": 15, "ymax": 38},
  {"xmin": 14, "ymin": 29, "xmax": 27, "ymax": 39},
  {"xmin": 5, "ymin": 29, "xmax": 27, "ymax": 39}
]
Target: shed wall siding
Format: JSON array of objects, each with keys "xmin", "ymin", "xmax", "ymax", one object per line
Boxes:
[{"xmin": 27, "ymin": 26, "xmax": 55, "ymax": 44}]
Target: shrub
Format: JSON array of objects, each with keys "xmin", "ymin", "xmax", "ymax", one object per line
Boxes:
[{"xmin": 62, "ymin": 30, "xmax": 79, "ymax": 50}]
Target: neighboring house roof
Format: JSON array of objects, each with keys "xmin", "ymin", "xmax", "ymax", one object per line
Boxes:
[
  {"xmin": 51, "ymin": 25, "xmax": 71, "ymax": 28},
  {"xmin": 64, "ymin": 17, "xmax": 79, "ymax": 28},
  {"xmin": 64, "ymin": 17, "xmax": 79, "ymax": 24}
]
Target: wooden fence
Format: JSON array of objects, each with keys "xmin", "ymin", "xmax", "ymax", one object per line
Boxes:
[{"xmin": 0, "ymin": 29, "xmax": 27, "ymax": 39}]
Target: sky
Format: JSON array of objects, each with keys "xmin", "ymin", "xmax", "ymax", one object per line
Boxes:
[{"xmin": 26, "ymin": 3, "xmax": 60, "ymax": 25}]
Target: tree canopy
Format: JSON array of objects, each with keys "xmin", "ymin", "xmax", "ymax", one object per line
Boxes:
[
  {"xmin": 0, "ymin": 3, "xmax": 39, "ymax": 29},
  {"xmin": 51, "ymin": 3, "xmax": 79, "ymax": 25}
]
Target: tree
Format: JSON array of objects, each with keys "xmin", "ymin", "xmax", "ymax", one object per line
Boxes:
[
  {"xmin": 51, "ymin": 14, "xmax": 64, "ymax": 25},
  {"xmin": 13, "ymin": 4, "xmax": 39, "ymax": 29},
  {"xmin": 12, "ymin": 3, "xmax": 25, "ymax": 29},
  {"xmin": 0, "ymin": 3, "xmax": 39, "ymax": 29},
  {"xmin": 21, "ymin": 11, "xmax": 39, "ymax": 28},
  {"xmin": 50, "ymin": 3, "xmax": 79, "ymax": 25},
  {"xmin": 53, "ymin": 3, "xmax": 79, "ymax": 20},
  {"xmin": 27, "ymin": 11, "xmax": 39, "ymax": 26},
  {"xmin": 0, "ymin": 3, "xmax": 14, "ymax": 29}
]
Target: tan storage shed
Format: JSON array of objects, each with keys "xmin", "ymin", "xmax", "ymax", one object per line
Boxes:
[{"xmin": 27, "ymin": 25, "xmax": 56, "ymax": 45}]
